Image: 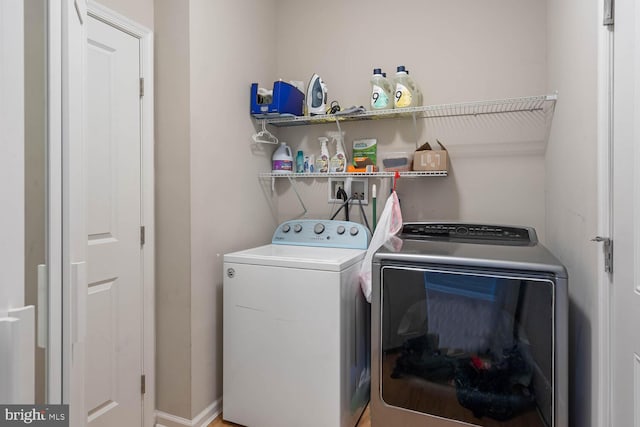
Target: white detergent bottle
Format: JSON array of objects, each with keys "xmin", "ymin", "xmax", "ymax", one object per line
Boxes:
[
  {"xmin": 329, "ymin": 134, "xmax": 347, "ymax": 173},
  {"xmin": 308, "ymin": 154, "xmax": 316, "ymax": 173},
  {"xmin": 370, "ymin": 68, "xmax": 394, "ymax": 110},
  {"xmin": 316, "ymin": 137, "xmax": 330, "ymax": 173},
  {"xmin": 393, "ymin": 65, "xmax": 422, "ymax": 108},
  {"xmin": 272, "ymin": 142, "xmax": 293, "ymax": 173}
]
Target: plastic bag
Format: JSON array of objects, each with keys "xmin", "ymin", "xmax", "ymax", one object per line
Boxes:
[{"xmin": 359, "ymin": 191, "xmax": 403, "ymax": 302}]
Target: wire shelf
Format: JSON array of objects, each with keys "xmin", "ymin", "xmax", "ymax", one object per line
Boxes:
[
  {"xmin": 259, "ymin": 171, "xmax": 448, "ymax": 179},
  {"xmin": 257, "ymin": 94, "xmax": 557, "ymax": 127}
]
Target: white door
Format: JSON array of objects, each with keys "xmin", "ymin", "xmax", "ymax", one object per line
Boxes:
[
  {"xmin": 85, "ymin": 14, "xmax": 143, "ymax": 427},
  {"xmin": 611, "ymin": 0, "xmax": 640, "ymax": 424}
]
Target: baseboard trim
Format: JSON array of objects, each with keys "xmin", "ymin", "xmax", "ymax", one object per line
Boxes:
[{"xmin": 155, "ymin": 398, "xmax": 222, "ymax": 427}]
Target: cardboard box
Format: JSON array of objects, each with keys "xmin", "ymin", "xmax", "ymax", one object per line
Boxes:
[{"xmin": 413, "ymin": 141, "xmax": 448, "ymax": 171}]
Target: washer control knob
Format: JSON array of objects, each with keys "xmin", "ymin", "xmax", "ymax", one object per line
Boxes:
[
  {"xmin": 350, "ymin": 227, "xmax": 359, "ymax": 236},
  {"xmin": 293, "ymin": 224, "xmax": 303, "ymax": 233},
  {"xmin": 314, "ymin": 223, "xmax": 325, "ymax": 234},
  {"xmin": 337, "ymin": 225, "xmax": 346, "ymax": 235},
  {"xmin": 282, "ymin": 224, "xmax": 291, "ymax": 233}
]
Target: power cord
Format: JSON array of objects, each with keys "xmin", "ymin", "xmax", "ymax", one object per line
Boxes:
[
  {"xmin": 330, "ymin": 191, "xmax": 355, "ymax": 221},
  {"xmin": 355, "ymin": 193, "xmax": 372, "ymax": 234},
  {"xmin": 326, "ymin": 100, "xmax": 341, "ymax": 115}
]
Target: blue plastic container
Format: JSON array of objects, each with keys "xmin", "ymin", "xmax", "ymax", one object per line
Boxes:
[{"xmin": 250, "ymin": 81, "xmax": 305, "ymax": 117}]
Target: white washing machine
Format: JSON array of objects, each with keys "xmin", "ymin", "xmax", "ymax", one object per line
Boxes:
[{"xmin": 223, "ymin": 220, "xmax": 371, "ymax": 427}]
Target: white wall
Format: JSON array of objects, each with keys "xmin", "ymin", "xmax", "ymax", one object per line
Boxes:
[
  {"xmin": 154, "ymin": 0, "xmax": 278, "ymax": 420},
  {"xmin": 545, "ymin": 0, "xmax": 599, "ymax": 425},
  {"xmin": 272, "ymin": 0, "xmax": 549, "ymax": 240},
  {"xmin": 96, "ymin": 0, "xmax": 153, "ymax": 29},
  {"xmin": 188, "ymin": 0, "xmax": 278, "ymax": 417},
  {"xmin": 276, "ymin": 0, "xmax": 546, "ymax": 106},
  {"xmin": 155, "ymin": 0, "xmax": 192, "ymax": 418}
]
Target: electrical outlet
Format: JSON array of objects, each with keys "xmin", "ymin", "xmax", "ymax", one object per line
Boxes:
[
  {"xmin": 329, "ymin": 179, "xmax": 345, "ymax": 202},
  {"xmin": 328, "ymin": 178, "xmax": 368, "ymax": 205},
  {"xmin": 350, "ymin": 179, "xmax": 368, "ymax": 204}
]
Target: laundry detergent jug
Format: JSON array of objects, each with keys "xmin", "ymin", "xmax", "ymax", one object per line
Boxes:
[
  {"xmin": 370, "ymin": 68, "xmax": 394, "ymax": 110},
  {"xmin": 272, "ymin": 142, "xmax": 293, "ymax": 173},
  {"xmin": 393, "ymin": 65, "xmax": 422, "ymax": 108}
]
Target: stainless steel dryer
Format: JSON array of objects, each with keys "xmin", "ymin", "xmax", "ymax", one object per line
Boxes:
[{"xmin": 371, "ymin": 223, "xmax": 568, "ymax": 427}]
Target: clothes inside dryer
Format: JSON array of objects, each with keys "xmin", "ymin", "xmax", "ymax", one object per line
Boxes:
[{"xmin": 381, "ymin": 266, "xmax": 553, "ymax": 426}]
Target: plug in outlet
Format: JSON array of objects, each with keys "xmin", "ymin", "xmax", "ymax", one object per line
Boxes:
[
  {"xmin": 350, "ymin": 179, "xmax": 368, "ymax": 204},
  {"xmin": 329, "ymin": 179, "xmax": 346, "ymax": 202},
  {"xmin": 328, "ymin": 177, "xmax": 368, "ymax": 205}
]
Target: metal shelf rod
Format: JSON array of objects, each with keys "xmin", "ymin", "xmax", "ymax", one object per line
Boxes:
[
  {"xmin": 255, "ymin": 94, "xmax": 557, "ymax": 127},
  {"xmin": 259, "ymin": 171, "xmax": 448, "ymax": 179}
]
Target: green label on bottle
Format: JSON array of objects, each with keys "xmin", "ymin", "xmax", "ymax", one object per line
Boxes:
[{"xmin": 372, "ymin": 85, "xmax": 389, "ymax": 109}]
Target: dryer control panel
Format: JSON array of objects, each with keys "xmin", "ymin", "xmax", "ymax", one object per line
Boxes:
[
  {"xmin": 402, "ymin": 222, "xmax": 537, "ymax": 245},
  {"xmin": 272, "ymin": 220, "xmax": 370, "ymax": 249}
]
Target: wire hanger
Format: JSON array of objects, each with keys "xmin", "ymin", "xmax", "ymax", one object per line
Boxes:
[
  {"xmin": 252, "ymin": 120, "xmax": 278, "ymax": 144},
  {"xmin": 286, "ymin": 175, "xmax": 308, "ymax": 217}
]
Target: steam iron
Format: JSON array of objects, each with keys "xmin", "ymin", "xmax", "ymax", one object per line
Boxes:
[{"xmin": 306, "ymin": 74, "xmax": 327, "ymax": 115}]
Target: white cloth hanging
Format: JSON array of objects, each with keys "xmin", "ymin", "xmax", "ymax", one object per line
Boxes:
[{"xmin": 359, "ymin": 191, "xmax": 403, "ymax": 302}]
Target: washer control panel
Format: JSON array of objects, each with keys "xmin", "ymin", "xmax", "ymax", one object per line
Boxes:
[{"xmin": 272, "ymin": 220, "xmax": 370, "ymax": 249}]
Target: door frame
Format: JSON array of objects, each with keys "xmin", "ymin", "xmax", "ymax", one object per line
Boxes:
[
  {"xmin": 600, "ymin": 0, "xmax": 640, "ymax": 424},
  {"xmin": 48, "ymin": 0, "xmax": 64, "ymax": 404},
  {"xmin": 85, "ymin": 2, "xmax": 155, "ymax": 426},
  {"xmin": 8, "ymin": 0, "xmax": 72, "ymax": 408},
  {"xmin": 596, "ymin": 5, "xmax": 614, "ymax": 427}
]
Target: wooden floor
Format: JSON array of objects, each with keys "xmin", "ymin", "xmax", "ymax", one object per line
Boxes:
[{"xmin": 208, "ymin": 405, "xmax": 371, "ymax": 427}]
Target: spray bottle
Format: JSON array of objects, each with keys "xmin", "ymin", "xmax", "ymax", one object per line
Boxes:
[
  {"xmin": 316, "ymin": 137, "xmax": 330, "ymax": 173},
  {"xmin": 329, "ymin": 132, "xmax": 347, "ymax": 173}
]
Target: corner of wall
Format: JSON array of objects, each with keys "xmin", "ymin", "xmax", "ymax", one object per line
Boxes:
[{"xmin": 154, "ymin": 0, "xmax": 193, "ymax": 419}]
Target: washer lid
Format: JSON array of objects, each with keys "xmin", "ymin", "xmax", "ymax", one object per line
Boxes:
[{"xmin": 224, "ymin": 244, "xmax": 366, "ymax": 271}]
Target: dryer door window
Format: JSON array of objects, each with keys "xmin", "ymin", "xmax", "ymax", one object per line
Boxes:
[{"xmin": 379, "ymin": 266, "xmax": 554, "ymax": 427}]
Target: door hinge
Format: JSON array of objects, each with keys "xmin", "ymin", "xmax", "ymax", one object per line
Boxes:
[
  {"xmin": 592, "ymin": 236, "xmax": 613, "ymax": 273},
  {"xmin": 139, "ymin": 77, "xmax": 144, "ymax": 97},
  {"xmin": 141, "ymin": 374, "xmax": 146, "ymax": 394},
  {"xmin": 140, "ymin": 226, "xmax": 146, "ymax": 246},
  {"xmin": 604, "ymin": 0, "xmax": 614, "ymax": 26}
]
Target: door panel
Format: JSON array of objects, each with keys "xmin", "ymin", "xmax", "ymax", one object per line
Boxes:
[
  {"xmin": 86, "ymin": 15, "xmax": 142, "ymax": 427},
  {"xmin": 611, "ymin": 0, "xmax": 640, "ymax": 424},
  {"xmin": 86, "ymin": 280, "xmax": 117, "ymax": 414}
]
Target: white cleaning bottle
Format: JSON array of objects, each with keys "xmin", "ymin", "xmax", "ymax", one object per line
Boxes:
[
  {"xmin": 393, "ymin": 65, "xmax": 422, "ymax": 108},
  {"xmin": 329, "ymin": 134, "xmax": 347, "ymax": 173},
  {"xmin": 316, "ymin": 137, "xmax": 330, "ymax": 173},
  {"xmin": 370, "ymin": 68, "xmax": 394, "ymax": 110},
  {"xmin": 272, "ymin": 142, "xmax": 293, "ymax": 173}
]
